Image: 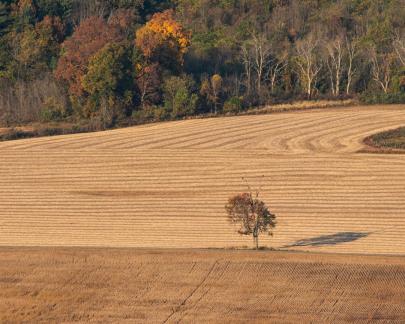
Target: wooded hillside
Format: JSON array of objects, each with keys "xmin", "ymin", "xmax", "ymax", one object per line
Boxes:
[{"xmin": 0, "ymin": 0, "xmax": 404, "ymax": 128}]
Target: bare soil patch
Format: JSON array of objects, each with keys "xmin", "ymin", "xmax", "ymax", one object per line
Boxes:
[
  {"xmin": 362, "ymin": 126, "xmax": 405, "ymax": 153},
  {"xmin": 1, "ymin": 248, "xmax": 405, "ymax": 323}
]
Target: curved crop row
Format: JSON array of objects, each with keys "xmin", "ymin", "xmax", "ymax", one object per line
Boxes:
[{"xmin": 0, "ymin": 105, "xmax": 404, "ymax": 254}]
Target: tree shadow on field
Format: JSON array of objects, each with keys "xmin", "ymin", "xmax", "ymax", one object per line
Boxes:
[{"xmin": 283, "ymin": 232, "xmax": 371, "ymax": 248}]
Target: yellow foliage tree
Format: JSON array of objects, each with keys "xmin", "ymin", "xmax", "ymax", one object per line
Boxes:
[
  {"xmin": 135, "ymin": 9, "xmax": 190, "ymax": 68},
  {"xmin": 200, "ymin": 74, "xmax": 223, "ymax": 114}
]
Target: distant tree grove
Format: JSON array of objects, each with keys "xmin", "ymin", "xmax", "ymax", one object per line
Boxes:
[{"xmin": 0, "ymin": 0, "xmax": 404, "ymax": 128}]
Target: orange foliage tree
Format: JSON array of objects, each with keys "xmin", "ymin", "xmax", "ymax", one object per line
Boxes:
[{"xmin": 135, "ymin": 9, "xmax": 190, "ymax": 71}]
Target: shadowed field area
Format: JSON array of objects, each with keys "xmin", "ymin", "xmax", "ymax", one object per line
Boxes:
[
  {"xmin": 283, "ymin": 231, "xmax": 371, "ymax": 247},
  {"xmin": 364, "ymin": 126, "xmax": 405, "ymax": 151},
  {"xmin": 1, "ymin": 248, "xmax": 405, "ymax": 323},
  {"xmin": 0, "ymin": 105, "xmax": 405, "ymax": 253}
]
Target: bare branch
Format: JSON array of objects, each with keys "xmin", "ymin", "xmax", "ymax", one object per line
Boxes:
[
  {"xmin": 294, "ymin": 34, "xmax": 322, "ymax": 98},
  {"xmin": 394, "ymin": 32, "xmax": 405, "ymax": 66},
  {"xmin": 370, "ymin": 47, "xmax": 395, "ymax": 94}
]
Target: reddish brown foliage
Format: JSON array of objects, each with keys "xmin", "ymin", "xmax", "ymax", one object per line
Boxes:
[
  {"xmin": 108, "ymin": 9, "xmax": 137, "ymax": 35},
  {"xmin": 16, "ymin": 0, "xmax": 36, "ymax": 14},
  {"xmin": 225, "ymin": 192, "xmax": 276, "ymax": 249},
  {"xmin": 36, "ymin": 16, "xmax": 65, "ymax": 43},
  {"xmin": 54, "ymin": 13, "xmax": 132, "ymax": 97}
]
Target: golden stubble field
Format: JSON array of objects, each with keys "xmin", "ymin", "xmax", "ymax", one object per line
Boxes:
[
  {"xmin": 1, "ymin": 104, "xmax": 405, "ymax": 322},
  {"xmin": 1, "ymin": 248, "xmax": 405, "ymax": 323},
  {"xmin": 0, "ymin": 105, "xmax": 405, "ymax": 253}
]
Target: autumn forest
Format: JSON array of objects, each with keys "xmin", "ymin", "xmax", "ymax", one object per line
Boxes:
[{"xmin": 0, "ymin": 0, "xmax": 404, "ymax": 131}]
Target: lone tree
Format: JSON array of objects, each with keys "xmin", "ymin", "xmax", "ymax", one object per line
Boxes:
[{"xmin": 225, "ymin": 178, "xmax": 276, "ymax": 249}]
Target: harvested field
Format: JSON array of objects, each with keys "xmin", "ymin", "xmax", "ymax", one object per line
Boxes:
[
  {"xmin": 0, "ymin": 105, "xmax": 405, "ymax": 253},
  {"xmin": 1, "ymin": 248, "xmax": 405, "ymax": 323}
]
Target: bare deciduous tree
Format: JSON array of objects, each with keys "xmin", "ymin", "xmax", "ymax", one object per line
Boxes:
[
  {"xmin": 370, "ymin": 47, "xmax": 397, "ymax": 94},
  {"xmin": 394, "ymin": 32, "xmax": 405, "ymax": 66},
  {"xmin": 325, "ymin": 37, "xmax": 344, "ymax": 96},
  {"xmin": 70, "ymin": 0, "xmax": 110, "ymax": 25},
  {"xmin": 241, "ymin": 32, "xmax": 272, "ymax": 98},
  {"xmin": 241, "ymin": 44, "xmax": 253, "ymax": 96},
  {"xmin": 294, "ymin": 34, "xmax": 322, "ymax": 98},
  {"xmin": 0, "ymin": 73, "xmax": 68, "ymax": 126},
  {"xmin": 251, "ymin": 34, "xmax": 272, "ymax": 92},
  {"xmin": 225, "ymin": 178, "xmax": 276, "ymax": 249},
  {"xmin": 267, "ymin": 53, "xmax": 288, "ymax": 94},
  {"xmin": 345, "ymin": 37, "xmax": 359, "ymax": 95}
]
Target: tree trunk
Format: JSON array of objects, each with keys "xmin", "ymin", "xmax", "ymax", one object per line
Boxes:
[
  {"xmin": 307, "ymin": 77, "xmax": 312, "ymax": 99},
  {"xmin": 335, "ymin": 69, "xmax": 340, "ymax": 96},
  {"xmin": 253, "ymin": 233, "xmax": 259, "ymax": 250},
  {"xmin": 346, "ymin": 72, "xmax": 352, "ymax": 95},
  {"xmin": 270, "ymin": 74, "xmax": 276, "ymax": 94}
]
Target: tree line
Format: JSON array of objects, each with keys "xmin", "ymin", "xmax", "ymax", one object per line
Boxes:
[{"xmin": 0, "ymin": 0, "xmax": 404, "ymax": 129}]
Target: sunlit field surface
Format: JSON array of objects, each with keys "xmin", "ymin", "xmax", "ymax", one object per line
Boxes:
[{"xmin": 0, "ymin": 105, "xmax": 404, "ymax": 254}]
